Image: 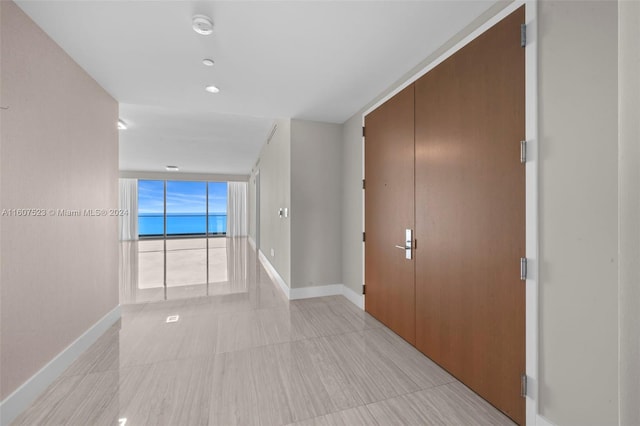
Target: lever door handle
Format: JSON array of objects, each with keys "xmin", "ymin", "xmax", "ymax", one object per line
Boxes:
[{"xmin": 396, "ymin": 229, "xmax": 413, "ymax": 260}]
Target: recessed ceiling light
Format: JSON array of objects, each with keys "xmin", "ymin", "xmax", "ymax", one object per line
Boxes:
[
  {"xmin": 202, "ymin": 58, "xmax": 214, "ymax": 67},
  {"xmin": 192, "ymin": 15, "xmax": 213, "ymax": 35},
  {"xmin": 117, "ymin": 119, "xmax": 127, "ymax": 130},
  {"xmin": 166, "ymin": 165, "xmax": 179, "ymax": 171},
  {"xmin": 205, "ymin": 85, "xmax": 220, "ymax": 94}
]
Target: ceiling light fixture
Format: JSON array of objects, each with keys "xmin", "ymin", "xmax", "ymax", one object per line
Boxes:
[
  {"xmin": 202, "ymin": 58, "xmax": 214, "ymax": 67},
  {"xmin": 117, "ymin": 119, "xmax": 127, "ymax": 130},
  {"xmin": 192, "ymin": 15, "xmax": 214, "ymax": 35},
  {"xmin": 166, "ymin": 165, "xmax": 179, "ymax": 171},
  {"xmin": 205, "ymin": 85, "xmax": 220, "ymax": 94}
]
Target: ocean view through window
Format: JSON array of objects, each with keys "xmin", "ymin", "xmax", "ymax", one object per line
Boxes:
[{"xmin": 138, "ymin": 180, "xmax": 228, "ymax": 237}]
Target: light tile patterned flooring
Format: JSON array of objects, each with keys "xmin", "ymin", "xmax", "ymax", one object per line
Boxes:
[{"xmin": 13, "ymin": 239, "xmax": 515, "ymax": 425}]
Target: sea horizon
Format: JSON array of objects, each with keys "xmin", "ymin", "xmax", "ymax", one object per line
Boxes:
[{"xmin": 139, "ymin": 213, "xmax": 227, "ymax": 236}]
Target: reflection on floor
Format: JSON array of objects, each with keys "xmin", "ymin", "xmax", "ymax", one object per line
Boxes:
[
  {"xmin": 120, "ymin": 237, "xmax": 248, "ymax": 304},
  {"xmin": 14, "ymin": 239, "xmax": 515, "ymax": 426}
]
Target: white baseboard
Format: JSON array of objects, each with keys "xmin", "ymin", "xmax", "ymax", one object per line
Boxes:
[
  {"xmin": 341, "ymin": 284, "xmax": 365, "ymax": 310},
  {"xmin": 247, "ymin": 236, "xmax": 256, "ymax": 250},
  {"xmin": 255, "ymin": 251, "xmax": 365, "ymax": 310},
  {"xmin": 258, "ymin": 249, "xmax": 290, "ymax": 298},
  {"xmin": 0, "ymin": 305, "xmax": 121, "ymax": 426},
  {"xmin": 536, "ymin": 414, "xmax": 556, "ymax": 426},
  {"xmin": 290, "ymin": 284, "xmax": 343, "ymax": 300}
]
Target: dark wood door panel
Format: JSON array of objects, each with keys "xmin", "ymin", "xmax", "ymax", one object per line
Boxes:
[
  {"xmin": 414, "ymin": 6, "xmax": 525, "ymax": 425},
  {"xmin": 364, "ymin": 85, "xmax": 416, "ymax": 345}
]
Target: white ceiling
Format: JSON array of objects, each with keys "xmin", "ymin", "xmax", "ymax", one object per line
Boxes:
[{"xmin": 15, "ymin": 0, "xmax": 496, "ymax": 175}]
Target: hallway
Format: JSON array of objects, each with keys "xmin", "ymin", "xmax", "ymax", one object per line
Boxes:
[{"xmin": 13, "ymin": 240, "xmax": 514, "ymax": 425}]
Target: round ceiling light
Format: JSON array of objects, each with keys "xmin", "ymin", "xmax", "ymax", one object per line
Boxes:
[
  {"xmin": 202, "ymin": 58, "xmax": 215, "ymax": 67},
  {"xmin": 205, "ymin": 85, "xmax": 220, "ymax": 94},
  {"xmin": 192, "ymin": 15, "xmax": 214, "ymax": 35}
]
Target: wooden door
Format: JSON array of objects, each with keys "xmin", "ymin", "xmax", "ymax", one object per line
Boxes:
[
  {"xmin": 364, "ymin": 85, "xmax": 416, "ymax": 345},
  {"xmin": 414, "ymin": 7, "xmax": 525, "ymax": 424}
]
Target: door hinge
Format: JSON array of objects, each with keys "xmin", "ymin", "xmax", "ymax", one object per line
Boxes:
[
  {"xmin": 520, "ymin": 140, "xmax": 527, "ymax": 164},
  {"xmin": 362, "ymin": 126, "xmax": 366, "ymax": 137},
  {"xmin": 362, "ymin": 179, "xmax": 366, "ymax": 190},
  {"xmin": 521, "ymin": 373, "xmax": 528, "ymax": 397},
  {"xmin": 520, "ymin": 257, "xmax": 528, "ymax": 281},
  {"xmin": 520, "ymin": 24, "xmax": 526, "ymax": 48},
  {"xmin": 363, "ymin": 232, "xmax": 366, "ymax": 242},
  {"xmin": 362, "ymin": 284, "xmax": 366, "ymax": 295}
]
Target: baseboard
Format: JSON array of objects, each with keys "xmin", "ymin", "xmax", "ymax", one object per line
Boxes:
[
  {"xmin": 341, "ymin": 285, "xmax": 365, "ymax": 310},
  {"xmin": 0, "ymin": 305, "xmax": 121, "ymax": 426},
  {"xmin": 258, "ymin": 249, "xmax": 290, "ymax": 298},
  {"xmin": 290, "ymin": 284, "xmax": 364, "ymax": 311},
  {"xmin": 536, "ymin": 414, "xmax": 556, "ymax": 426},
  {"xmin": 290, "ymin": 284, "xmax": 343, "ymax": 300},
  {"xmin": 255, "ymin": 250, "xmax": 365, "ymax": 310},
  {"xmin": 247, "ymin": 236, "xmax": 256, "ymax": 250}
]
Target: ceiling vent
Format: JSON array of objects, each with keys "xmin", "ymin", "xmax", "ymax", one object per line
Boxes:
[{"xmin": 192, "ymin": 15, "xmax": 214, "ymax": 35}]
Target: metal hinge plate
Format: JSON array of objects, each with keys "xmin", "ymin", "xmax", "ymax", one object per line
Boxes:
[
  {"xmin": 363, "ymin": 232, "xmax": 366, "ymax": 242},
  {"xmin": 362, "ymin": 126, "xmax": 366, "ymax": 137},
  {"xmin": 362, "ymin": 179, "xmax": 366, "ymax": 190},
  {"xmin": 520, "ymin": 24, "xmax": 526, "ymax": 47},
  {"xmin": 520, "ymin": 257, "xmax": 528, "ymax": 281},
  {"xmin": 521, "ymin": 373, "xmax": 528, "ymax": 397},
  {"xmin": 520, "ymin": 140, "xmax": 527, "ymax": 163},
  {"xmin": 362, "ymin": 285, "xmax": 366, "ymax": 295}
]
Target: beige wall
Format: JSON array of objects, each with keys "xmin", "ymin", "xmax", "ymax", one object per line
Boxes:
[
  {"xmin": 255, "ymin": 119, "xmax": 291, "ymax": 285},
  {"xmin": 619, "ymin": 1, "xmax": 640, "ymax": 424},
  {"xmin": 0, "ymin": 0, "xmax": 119, "ymax": 400},
  {"xmin": 538, "ymin": 1, "xmax": 619, "ymax": 424},
  {"xmin": 291, "ymin": 119, "xmax": 342, "ymax": 288}
]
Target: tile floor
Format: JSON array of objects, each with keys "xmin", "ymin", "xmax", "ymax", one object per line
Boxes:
[{"xmin": 13, "ymin": 239, "xmax": 515, "ymax": 426}]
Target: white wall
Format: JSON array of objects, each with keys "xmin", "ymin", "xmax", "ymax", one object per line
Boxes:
[
  {"xmin": 248, "ymin": 168, "xmax": 257, "ymax": 244},
  {"xmin": 255, "ymin": 119, "xmax": 291, "ymax": 286},
  {"xmin": 618, "ymin": 1, "xmax": 640, "ymax": 424},
  {"xmin": 538, "ymin": 1, "xmax": 619, "ymax": 424},
  {"xmin": 0, "ymin": 0, "xmax": 119, "ymax": 401},
  {"xmin": 119, "ymin": 171, "xmax": 248, "ymax": 182},
  {"xmin": 290, "ymin": 119, "xmax": 342, "ymax": 288},
  {"xmin": 341, "ymin": 115, "xmax": 364, "ymax": 294}
]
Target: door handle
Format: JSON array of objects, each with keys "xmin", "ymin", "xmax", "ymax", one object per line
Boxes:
[{"xmin": 395, "ymin": 229, "xmax": 413, "ymax": 260}]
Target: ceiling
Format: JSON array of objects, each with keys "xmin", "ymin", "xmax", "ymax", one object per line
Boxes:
[{"xmin": 15, "ymin": 0, "xmax": 496, "ymax": 175}]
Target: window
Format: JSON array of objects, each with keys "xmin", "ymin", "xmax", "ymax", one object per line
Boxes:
[
  {"xmin": 208, "ymin": 182, "xmax": 227, "ymax": 235},
  {"xmin": 138, "ymin": 180, "xmax": 164, "ymax": 237},
  {"xmin": 138, "ymin": 180, "xmax": 228, "ymax": 237}
]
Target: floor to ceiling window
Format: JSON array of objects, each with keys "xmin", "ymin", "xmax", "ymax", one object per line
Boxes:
[{"xmin": 137, "ymin": 180, "xmax": 229, "ymax": 295}]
